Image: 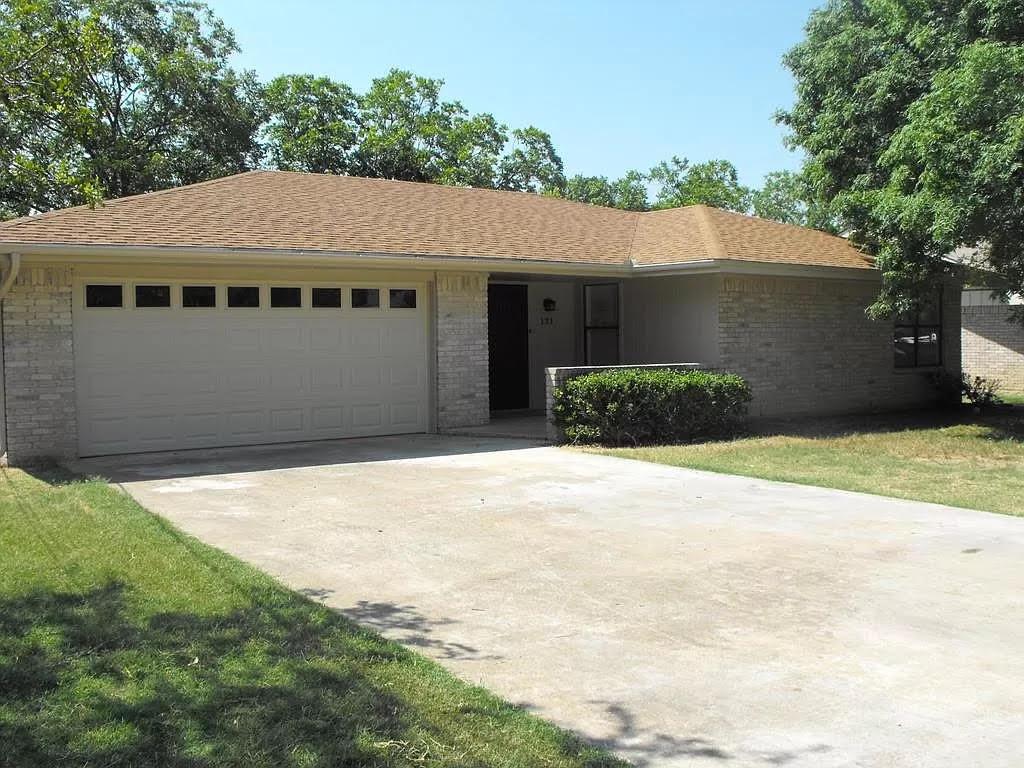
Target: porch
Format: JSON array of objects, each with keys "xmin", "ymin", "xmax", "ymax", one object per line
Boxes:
[{"xmin": 483, "ymin": 272, "xmax": 719, "ymax": 423}]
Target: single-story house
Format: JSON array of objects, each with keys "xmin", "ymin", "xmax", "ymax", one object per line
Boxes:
[{"xmin": 0, "ymin": 171, "xmax": 960, "ymax": 463}]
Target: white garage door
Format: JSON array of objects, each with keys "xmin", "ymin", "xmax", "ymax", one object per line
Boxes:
[{"xmin": 73, "ymin": 280, "xmax": 430, "ymax": 456}]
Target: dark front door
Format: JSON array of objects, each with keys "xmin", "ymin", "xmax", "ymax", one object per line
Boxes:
[{"xmin": 488, "ymin": 283, "xmax": 530, "ymax": 410}]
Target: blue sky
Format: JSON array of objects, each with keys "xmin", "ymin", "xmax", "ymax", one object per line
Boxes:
[{"xmin": 209, "ymin": 0, "xmax": 822, "ymax": 188}]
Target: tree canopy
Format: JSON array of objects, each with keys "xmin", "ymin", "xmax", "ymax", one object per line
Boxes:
[
  {"xmin": 648, "ymin": 157, "xmax": 751, "ymax": 212},
  {"xmin": 0, "ymin": 0, "xmax": 264, "ymax": 216},
  {"xmin": 779, "ymin": 0, "xmax": 1024, "ymax": 316}
]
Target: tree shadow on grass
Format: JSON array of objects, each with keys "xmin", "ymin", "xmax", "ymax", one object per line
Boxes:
[
  {"xmin": 749, "ymin": 402, "xmax": 1024, "ymax": 443},
  {"xmin": 0, "ymin": 581, "xmax": 608, "ymax": 768}
]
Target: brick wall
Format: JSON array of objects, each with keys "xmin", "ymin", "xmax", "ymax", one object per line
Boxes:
[
  {"xmin": 962, "ymin": 305, "xmax": 1024, "ymax": 392},
  {"xmin": 435, "ymin": 271, "xmax": 489, "ymax": 429},
  {"xmin": 718, "ymin": 275, "xmax": 961, "ymax": 418},
  {"xmin": 2, "ymin": 265, "xmax": 77, "ymax": 463}
]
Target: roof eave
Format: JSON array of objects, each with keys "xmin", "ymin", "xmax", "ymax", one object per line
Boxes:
[{"xmin": 0, "ymin": 242, "xmax": 879, "ymax": 280}]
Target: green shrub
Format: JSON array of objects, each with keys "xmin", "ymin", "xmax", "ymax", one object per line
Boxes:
[
  {"xmin": 551, "ymin": 368, "xmax": 752, "ymax": 446},
  {"xmin": 930, "ymin": 370, "xmax": 1004, "ymax": 409}
]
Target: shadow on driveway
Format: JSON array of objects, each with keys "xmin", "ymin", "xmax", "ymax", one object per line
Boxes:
[{"xmin": 70, "ymin": 433, "xmax": 544, "ymax": 484}]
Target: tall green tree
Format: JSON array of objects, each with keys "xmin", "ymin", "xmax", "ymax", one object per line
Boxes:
[
  {"xmin": 779, "ymin": 0, "xmax": 1024, "ymax": 316},
  {"xmin": 553, "ymin": 171, "xmax": 649, "ymax": 210},
  {"xmin": 262, "ymin": 74, "xmax": 358, "ymax": 174},
  {"xmin": 353, "ymin": 69, "xmax": 505, "ymax": 186},
  {"xmin": 751, "ymin": 169, "xmax": 838, "ymax": 231},
  {"xmin": 648, "ymin": 157, "xmax": 751, "ymax": 212},
  {"xmin": 0, "ymin": 0, "xmax": 264, "ymax": 216},
  {"xmin": 496, "ymin": 126, "xmax": 565, "ymax": 193}
]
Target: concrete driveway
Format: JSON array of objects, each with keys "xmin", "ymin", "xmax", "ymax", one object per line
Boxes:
[{"xmin": 77, "ymin": 435, "xmax": 1024, "ymax": 768}]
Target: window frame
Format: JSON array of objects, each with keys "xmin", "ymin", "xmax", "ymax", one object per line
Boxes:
[
  {"xmin": 583, "ymin": 283, "xmax": 621, "ymax": 365},
  {"xmin": 226, "ymin": 285, "xmax": 262, "ymax": 309},
  {"xmin": 269, "ymin": 286, "xmax": 303, "ymax": 309},
  {"xmin": 894, "ymin": 286, "xmax": 943, "ymax": 369},
  {"xmin": 181, "ymin": 285, "xmax": 218, "ymax": 309},
  {"xmin": 133, "ymin": 283, "xmax": 172, "ymax": 309},
  {"xmin": 84, "ymin": 283, "xmax": 126, "ymax": 310},
  {"xmin": 351, "ymin": 287, "xmax": 381, "ymax": 309},
  {"xmin": 388, "ymin": 288, "xmax": 417, "ymax": 310}
]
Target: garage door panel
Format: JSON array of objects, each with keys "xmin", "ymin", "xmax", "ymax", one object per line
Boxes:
[
  {"xmin": 310, "ymin": 406, "xmax": 345, "ymax": 431},
  {"xmin": 74, "ymin": 281, "xmax": 429, "ymax": 455}
]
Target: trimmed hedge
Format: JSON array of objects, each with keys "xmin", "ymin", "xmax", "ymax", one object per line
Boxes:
[{"xmin": 551, "ymin": 368, "xmax": 752, "ymax": 446}]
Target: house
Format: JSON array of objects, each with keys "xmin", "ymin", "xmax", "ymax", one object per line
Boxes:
[{"xmin": 0, "ymin": 171, "xmax": 961, "ymax": 463}]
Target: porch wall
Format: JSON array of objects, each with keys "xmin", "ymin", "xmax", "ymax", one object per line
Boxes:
[
  {"xmin": 621, "ymin": 274, "xmax": 720, "ymax": 367},
  {"xmin": 435, "ymin": 271, "xmax": 490, "ymax": 430},
  {"xmin": 718, "ymin": 274, "xmax": 961, "ymax": 418}
]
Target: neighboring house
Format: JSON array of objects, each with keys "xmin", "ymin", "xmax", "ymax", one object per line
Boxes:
[
  {"xmin": 0, "ymin": 171, "xmax": 960, "ymax": 463},
  {"xmin": 961, "ymin": 288, "xmax": 1024, "ymax": 392}
]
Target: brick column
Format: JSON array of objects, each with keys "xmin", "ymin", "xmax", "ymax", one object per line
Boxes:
[
  {"xmin": 2, "ymin": 265, "xmax": 77, "ymax": 463},
  {"xmin": 435, "ymin": 271, "xmax": 489, "ymax": 430}
]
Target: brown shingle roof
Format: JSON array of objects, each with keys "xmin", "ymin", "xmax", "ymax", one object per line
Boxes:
[{"xmin": 0, "ymin": 170, "xmax": 872, "ymax": 271}]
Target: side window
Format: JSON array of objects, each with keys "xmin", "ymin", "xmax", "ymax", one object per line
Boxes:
[
  {"xmin": 894, "ymin": 287, "xmax": 942, "ymax": 368},
  {"xmin": 85, "ymin": 284, "xmax": 123, "ymax": 308}
]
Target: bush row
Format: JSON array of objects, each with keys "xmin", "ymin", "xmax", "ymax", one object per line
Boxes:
[{"xmin": 551, "ymin": 368, "xmax": 752, "ymax": 446}]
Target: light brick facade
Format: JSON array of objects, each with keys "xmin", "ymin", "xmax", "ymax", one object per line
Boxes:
[
  {"xmin": 434, "ymin": 271, "xmax": 489, "ymax": 429},
  {"xmin": 962, "ymin": 305, "xmax": 1024, "ymax": 392},
  {"xmin": 717, "ymin": 275, "xmax": 961, "ymax": 418},
  {"xmin": 2, "ymin": 265, "xmax": 77, "ymax": 463}
]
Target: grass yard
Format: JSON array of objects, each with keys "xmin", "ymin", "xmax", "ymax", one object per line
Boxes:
[
  {"xmin": 585, "ymin": 403, "xmax": 1024, "ymax": 517},
  {"xmin": 0, "ymin": 469, "xmax": 622, "ymax": 768}
]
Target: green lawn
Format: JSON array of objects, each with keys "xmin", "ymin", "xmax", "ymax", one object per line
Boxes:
[
  {"xmin": 584, "ymin": 403, "xmax": 1024, "ymax": 517},
  {"xmin": 0, "ymin": 469, "xmax": 622, "ymax": 768}
]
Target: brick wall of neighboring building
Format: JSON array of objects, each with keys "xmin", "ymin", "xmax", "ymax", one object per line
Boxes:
[
  {"xmin": 717, "ymin": 275, "xmax": 961, "ymax": 418},
  {"xmin": 962, "ymin": 305, "xmax": 1024, "ymax": 392},
  {"xmin": 435, "ymin": 271, "xmax": 490, "ymax": 429},
  {"xmin": 2, "ymin": 265, "xmax": 77, "ymax": 463}
]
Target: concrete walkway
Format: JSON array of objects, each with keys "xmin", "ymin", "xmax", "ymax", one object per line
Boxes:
[{"xmin": 77, "ymin": 436, "xmax": 1024, "ymax": 768}]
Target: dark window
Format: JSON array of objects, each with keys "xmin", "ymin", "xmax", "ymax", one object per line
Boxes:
[
  {"xmin": 584, "ymin": 283, "xmax": 620, "ymax": 364},
  {"xmin": 389, "ymin": 288, "xmax": 417, "ymax": 309},
  {"xmin": 894, "ymin": 288, "xmax": 943, "ymax": 368},
  {"xmin": 271, "ymin": 286, "xmax": 302, "ymax": 308},
  {"xmin": 135, "ymin": 284, "xmax": 170, "ymax": 308},
  {"xmin": 182, "ymin": 285, "xmax": 216, "ymax": 308},
  {"xmin": 227, "ymin": 286, "xmax": 260, "ymax": 308},
  {"xmin": 351, "ymin": 288, "xmax": 380, "ymax": 308},
  {"xmin": 311, "ymin": 287, "xmax": 342, "ymax": 308},
  {"xmin": 85, "ymin": 284, "xmax": 123, "ymax": 308}
]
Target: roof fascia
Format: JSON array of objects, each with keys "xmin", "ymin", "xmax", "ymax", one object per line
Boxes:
[
  {"xmin": 5, "ymin": 243, "xmax": 879, "ymax": 281},
  {"xmin": 8, "ymin": 244, "xmax": 630, "ymax": 277}
]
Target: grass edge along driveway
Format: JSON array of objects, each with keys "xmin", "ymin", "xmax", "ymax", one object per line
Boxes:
[
  {"xmin": 583, "ymin": 403, "xmax": 1024, "ymax": 518},
  {"xmin": 0, "ymin": 468, "xmax": 624, "ymax": 768}
]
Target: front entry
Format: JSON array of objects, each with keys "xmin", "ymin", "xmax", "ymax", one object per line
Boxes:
[{"xmin": 487, "ymin": 283, "xmax": 530, "ymax": 410}]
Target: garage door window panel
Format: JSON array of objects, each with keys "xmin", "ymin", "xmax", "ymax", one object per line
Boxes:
[
  {"xmin": 352, "ymin": 288, "xmax": 380, "ymax": 308},
  {"xmin": 271, "ymin": 286, "xmax": 302, "ymax": 308},
  {"xmin": 389, "ymin": 289, "xmax": 417, "ymax": 309},
  {"xmin": 312, "ymin": 287, "xmax": 342, "ymax": 308},
  {"xmin": 85, "ymin": 284, "xmax": 124, "ymax": 308},
  {"xmin": 228, "ymin": 286, "xmax": 261, "ymax": 308},
  {"xmin": 182, "ymin": 286, "xmax": 217, "ymax": 308},
  {"xmin": 135, "ymin": 285, "xmax": 171, "ymax": 308}
]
